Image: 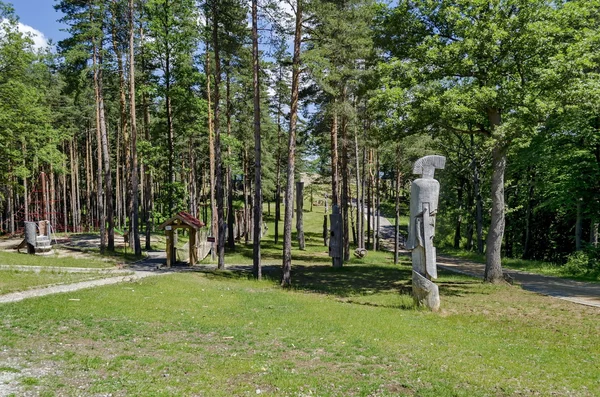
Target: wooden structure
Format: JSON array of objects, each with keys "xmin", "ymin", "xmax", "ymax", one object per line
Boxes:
[
  {"xmin": 159, "ymin": 212, "xmax": 206, "ymax": 267},
  {"xmin": 17, "ymin": 220, "xmax": 52, "ymax": 254}
]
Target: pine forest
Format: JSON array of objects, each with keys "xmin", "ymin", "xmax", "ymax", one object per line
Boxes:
[{"xmin": 2, "ymin": 0, "xmax": 600, "ymax": 283}]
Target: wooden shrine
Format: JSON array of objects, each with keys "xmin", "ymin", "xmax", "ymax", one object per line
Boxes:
[{"xmin": 159, "ymin": 211, "xmax": 206, "ymax": 267}]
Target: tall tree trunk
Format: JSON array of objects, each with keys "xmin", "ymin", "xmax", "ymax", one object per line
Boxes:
[
  {"xmin": 115, "ymin": 128, "xmax": 122, "ymax": 229},
  {"xmin": 282, "ymin": 0, "xmax": 302, "ymax": 287},
  {"xmin": 212, "ymin": 0, "xmax": 226, "ymax": 269},
  {"xmin": 129, "ymin": 0, "xmax": 141, "ymax": 255},
  {"xmin": 340, "ymin": 88, "xmax": 349, "ymax": 262},
  {"xmin": 225, "ymin": 61, "xmax": 235, "ymax": 250},
  {"xmin": 70, "ymin": 142, "xmax": 77, "ymax": 231},
  {"xmin": 354, "ymin": 120, "xmax": 362, "ymax": 250},
  {"xmin": 296, "ymin": 182, "xmax": 305, "ymax": 249},
  {"xmin": 454, "ymin": 180, "xmax": 463, "ymax": 249},
  {"xmin": 274, "ymin": 64, "xmax": 283, "ymax": 245},
  {"xmin": 394, "ymin": 146, "xmax": 401, "ymax": 264},
  {"xmin": 50, "ymin": 166, "xmax": 57, "ymax": 230},
  {"xmin": 166, "ymin": 91, "xmax": 175, "ymax": 214},
  {"xmin": 484, "ymin": 109, "xmax": 506, "ymax": 283},
  {"xmin": 360, "ymin": 141, "xmax": 366, "ymax": 249},
  {"xmin": 62, "ymin": 149, "xmax": 68, "ymax": 234},
  {"xmin": 189, "ymin": 139, "xmax": 197, "ymax": 217},
  {"xmin": 251, "ymin": 0, "xmax": 262, "ymax": 279},
  {"xmin": 330, "ymin": 107, "xmax": 339, "ymax": 207},
  {"xmin": 142, "ymin": 34, "xmax": 153, "ymax": 250},
  {"xmin": 8, "ymin": 180, "xmax": 14, "ymax": 234},
  {"xmin": 85, "ymin": 128, "xmax": 92, "ymax": 231},
  {"xmin": 92, "ymin": 35, "xmax": 106, "ymax": 252},
  {"xmin": 112, "ymin": 0, "xmax": 130, "ymax": 234},
  {"xmin": 243, "ymin": 149, "xmax": 250, "ymax": 244},
  {"xmin": 99, "ymin": 54, "xmax": 114, "ymax": 252},
  {"xmin": 375, "ymin": 150, "xmax": 380, "ymax": 251},
  {"xmin": 366, "ymin": 157, "xmax": 372, "ymax": 250},
  {"xmin": 205, "ymin": 19, "xmax": 218, "ymax": 249},
  {"xmin": 75, "ymin": 140, "xmax": 81, "ymax": 231}
]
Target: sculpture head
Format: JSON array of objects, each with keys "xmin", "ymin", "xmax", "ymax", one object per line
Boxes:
[{"xmin": 412, "ymin": 155, "xmax": 446, "ymax": 179}]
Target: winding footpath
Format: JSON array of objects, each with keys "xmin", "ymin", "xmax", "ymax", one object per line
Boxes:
[
  {"xmin": 0, "ymin": 251, "xmax": 167, "ymax": 304},
  {"xmin": 372, "ymin": 211, "xmax": 600, "ymax": 308}
]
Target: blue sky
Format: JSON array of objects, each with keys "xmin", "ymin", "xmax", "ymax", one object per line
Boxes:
[{"xmin": 11, "ymin": 0, "xmax": 67, "ymax": 45}]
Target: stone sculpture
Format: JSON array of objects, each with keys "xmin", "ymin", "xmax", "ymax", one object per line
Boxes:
[{"xmin": 406, "ymin": 155, "xmax": 446, "ymax": 311}]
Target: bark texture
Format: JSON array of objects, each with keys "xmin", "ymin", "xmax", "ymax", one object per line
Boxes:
[
  {"xmin": 252, "ymin": 0, "xmax": 262, "ymax": 279},
  {"xmin": 282, "ymin": 0, "xmax": 302, "ymax": 287},
  {"xmin": 484, "ymin": 141, "xmax": 506, "ymax": 283}
]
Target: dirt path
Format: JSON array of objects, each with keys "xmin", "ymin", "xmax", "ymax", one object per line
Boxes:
[
  {"xmin": 0, "ymin": 251, "xmax": 168, "ymax": 304},
  {"xmin": 436, "ymin": 255, "xmax": 600, "ymax": 308},
  {"xmin": 372, "ymin": 212, "xmax": 600, "ymax": 308}
]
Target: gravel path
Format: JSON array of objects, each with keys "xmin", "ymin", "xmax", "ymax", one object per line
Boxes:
[
  {"xmin": 0, "ymin": 265, "xmax": 129, "ymax": 273},
  {"xmin": 0, "ymin": 251, "xmax": 168, "ymax": 304},
  {"xmin": 0, "ymin": 271, "xmax": 160, "ymax": 304},
  {"xmin": 436, "ymin": 255, "xmax": 600, "ymax": 308},
  {"xmin": 371, "ymin": 212, "xmax": 600, "ymax": 308}
]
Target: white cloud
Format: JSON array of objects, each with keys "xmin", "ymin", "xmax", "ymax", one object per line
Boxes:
[{"xmin": 17, "ymin": 22, "xmax": 48, "ymax": 50}]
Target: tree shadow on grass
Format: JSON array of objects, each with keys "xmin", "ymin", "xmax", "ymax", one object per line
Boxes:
[
  {"xmin": 285, "ymin": 264, "xmax": 413, "ymax": 297},
  {"xmin": 200, "ymin": 261, "xmax": 486, "ymax": 305},
  {"xmin": 213, "ymin": 240, "xmax": 488, "ymax": 306}
]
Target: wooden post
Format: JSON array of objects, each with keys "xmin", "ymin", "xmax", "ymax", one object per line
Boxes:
[
  {"xmin": 190, "ymin": 228, "xmax": 197, "ymax": 266},
  {"xmin": 329, "ymin": 205, "xmax": 343, "ymax": 268},
  {"xmin": 323, "ymin": 195, "xmax": 329, "ymax": 246},
  {"xmin": 296, "ymin": 181, "xmax": 305, "ymax": 250},
  {"xmin": 165, "ymin": 227, "xmax": 173, "ymax": 267},
  {"xmin": 41, "ymin": 172, "xmax": 48, "ymax": 221},
  {"xmin": 394, "ymin": 168, "xmax": 400, "ymax": 265}
]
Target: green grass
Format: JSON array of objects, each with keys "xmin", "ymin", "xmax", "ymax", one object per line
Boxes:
[
  {"xmin": 0, "ymin": 269, "xmax": 119, "ymax": 295},
  {"xmin": 379, "ymin": 200, "xmax": 409, "ymax": 228},
  {"xmin": 0, "ymin": 265, "xmax": 598, "ymax": 396},
  {"xmin": 440, "ymin": 248, "xmax": 600, "ymax": 283},
  {"xmin": 0, "ymin": 251, "xmax": 114, "ymax": 269},
  {"xmin": 1, "ymin": 198, "xmax": 599, "ymax": 395}
]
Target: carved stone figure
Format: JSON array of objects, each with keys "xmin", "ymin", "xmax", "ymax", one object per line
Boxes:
[{"xmin": 406, "ymin": 155, "xmax": 446, "ymax": 311}]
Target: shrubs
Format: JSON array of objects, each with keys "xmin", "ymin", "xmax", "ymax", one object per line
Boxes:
[{"xmin": 564, "ymin": 250, "xmax": 600, "ymax": 279}]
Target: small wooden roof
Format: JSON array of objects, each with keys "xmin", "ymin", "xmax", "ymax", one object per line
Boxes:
[{"xmin": 159, "ymin": 211, "xmax": 205, "ymax": 230}]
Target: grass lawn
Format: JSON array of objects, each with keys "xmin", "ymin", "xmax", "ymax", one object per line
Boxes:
[
  {"xmin": 0, "ymin": 251, "xmax": 114, "ymax": 269},
  {"xmin": 2, "ymin": 200, "xmax": 598, "ymax": 395},
  {"xmin": 0, "ymin": 269, "xmax": 120, "ymax": 295},
  {"xmin": 0, "ymin": 263, "xmax": 598, "ymax": 396}
]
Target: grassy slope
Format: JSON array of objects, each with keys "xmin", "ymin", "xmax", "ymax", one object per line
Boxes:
[
  {"xmin": 0, "ymin": 269, "xmax": 598, "ymax": 396},
  {"xmin": 1, "ymin": 201, "xmax": 599, "ymax": 395}
]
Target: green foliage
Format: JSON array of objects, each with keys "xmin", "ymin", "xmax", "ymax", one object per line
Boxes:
[
  {"xmin": 565, "ymin": 250, "xmax": 600, "ymax": 279},
  {"xmin": 154, "ymin": 182, "xmax": 188, "ymax": 221},
  {"xmin": 0, "ymin": 12, "xmax": 61, "ymax": 194}
]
